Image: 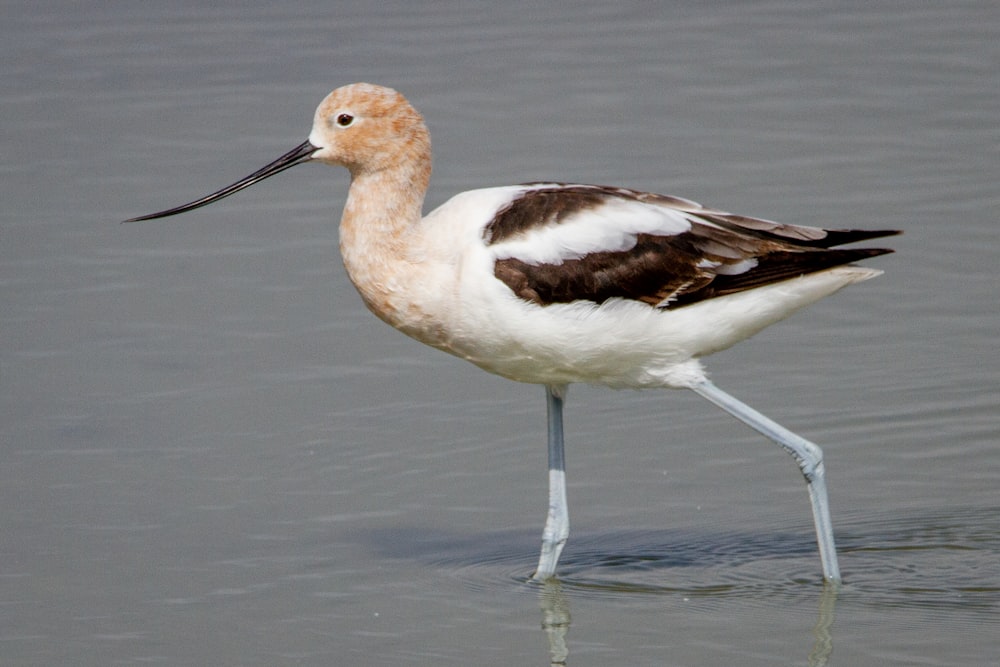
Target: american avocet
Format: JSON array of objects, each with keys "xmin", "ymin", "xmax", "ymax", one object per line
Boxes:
[{"xmin": 127, "ymin": 83, "xmax": 898, "ymax": 584}]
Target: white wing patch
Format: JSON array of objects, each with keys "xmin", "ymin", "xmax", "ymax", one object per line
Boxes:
[{"xmin": 491, "ymin": 197, "xmax": 692, "ymax": 265}]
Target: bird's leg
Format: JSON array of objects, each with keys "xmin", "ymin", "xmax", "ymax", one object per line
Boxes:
[
  {"xmin": 690, "ymin": 379, "xmax": 842, "ymax": 584},
  {"xmin": 533, "ymin": 385, "xmax": 569, "ymax": 580}
]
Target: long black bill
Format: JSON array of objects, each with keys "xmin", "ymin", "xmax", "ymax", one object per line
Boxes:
[{"xmin": 124, "ymin": 140, "xmax": 319, "ymax": 222}]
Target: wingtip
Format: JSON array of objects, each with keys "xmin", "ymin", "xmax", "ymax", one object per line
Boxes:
[{"xmin": 822, "ymin": 228, "xmax": 901, "ymax": 248}]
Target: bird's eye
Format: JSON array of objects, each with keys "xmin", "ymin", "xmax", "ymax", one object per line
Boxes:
[{"xmin": 336, "ymin": 113, "xmax": 354, "ymax": 127}]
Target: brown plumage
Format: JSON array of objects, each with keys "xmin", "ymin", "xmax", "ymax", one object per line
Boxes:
[{"xmin": 487, "ymin": 184, "xmax": 897, "ymax": 309}]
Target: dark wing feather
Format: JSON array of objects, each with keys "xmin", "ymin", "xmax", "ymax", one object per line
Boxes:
[{"xmin": 488, "ymin": 184, "xmax": 897, "ymax": 310}]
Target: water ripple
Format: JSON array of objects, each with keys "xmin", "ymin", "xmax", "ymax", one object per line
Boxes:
[{"xmin": 363, "ymin": 504, "xmax": 1000, "ymax": 614}]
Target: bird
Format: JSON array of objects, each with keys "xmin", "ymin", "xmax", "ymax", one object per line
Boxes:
[{"xmin": 126, "ymin": 82, "xmax": 898, "ymax": 584}]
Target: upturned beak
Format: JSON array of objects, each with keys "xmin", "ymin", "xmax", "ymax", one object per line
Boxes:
[{"xmin": 124, "ymin": 140, "xmax": 319, "ymax": 222}]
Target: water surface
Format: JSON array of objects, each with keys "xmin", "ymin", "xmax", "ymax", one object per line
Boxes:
[{"xmin": 3, "ymin": 2, "xmax": 998, "ymax": 665}]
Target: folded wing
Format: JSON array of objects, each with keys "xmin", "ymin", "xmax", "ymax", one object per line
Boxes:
[{"xmin": 485, "ymin": 184, "xmax": 897, "ymax": 310}]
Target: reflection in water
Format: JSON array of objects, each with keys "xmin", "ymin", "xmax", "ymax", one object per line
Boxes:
[
  {"xmin": 537, "ymin": 579, "xmax": 839, "ymax": 666},
  {"xmin": 808, "ymin": 583, "xmax": 838, "ymax": 667},
  {"xmin": 538, "ymin": 580, "xmax": 570, "ymax": 666}
]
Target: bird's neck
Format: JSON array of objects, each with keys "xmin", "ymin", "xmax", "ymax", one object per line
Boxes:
[{"xmin": 338, "ymin": 155, "xmax": 432, "ymax": 325}]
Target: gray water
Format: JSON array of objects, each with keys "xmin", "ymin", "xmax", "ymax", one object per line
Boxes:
[{"xmin": 3, "ymin": 2, "xmax": 998, "ymax": 665}]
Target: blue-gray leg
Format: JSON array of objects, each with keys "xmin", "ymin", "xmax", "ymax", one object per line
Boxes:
[
  {"xmin": 533, "ymin": 385, "xmax": 569, "ymax": 580},
  {"xmin": 690, "ymin": 379, "xmax": 842, "ymax": 583}
]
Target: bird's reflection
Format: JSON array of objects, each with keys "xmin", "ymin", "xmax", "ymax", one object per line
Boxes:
[
  {"xmin": 538, "ymin": 579, "xmax": 570, "ymax": 666},
  {"xmin": 536, "ymin": 578, "xmax": 839, "ymax": 666},
  {"xmin": 808, "ymin": 582, "xmax": 838, "ymax": 667}
]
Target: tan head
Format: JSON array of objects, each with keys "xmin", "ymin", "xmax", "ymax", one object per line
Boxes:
[
  {"xmin": 124, "ymin": 83, "xmax": 431, "ymax": 223},
  {"xmin": 308, "ymin": 83, "xmax": 431, "ymax": 177}
]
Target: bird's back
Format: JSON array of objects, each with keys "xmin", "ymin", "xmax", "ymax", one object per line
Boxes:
[{"xmin": 386, "ymin": 183, "xmax": 895, "ymax": 388}]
